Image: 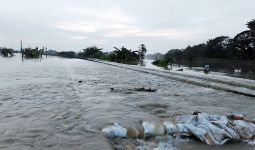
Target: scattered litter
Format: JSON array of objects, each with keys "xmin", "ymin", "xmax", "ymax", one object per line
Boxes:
[
  {"xmin": 110, "ymin": 87, "xmax": 157, "ymax": 94},
  {"xmin": 110, "ymin": 88, "xmax": 134, "ymax": 94},
  {"xmin": 128, "ymin": 87, "xmax": 157, "ymax": 92},
  {"xmin": 176, "ymin": 68, "xmax": 183, "ymax": 72}
]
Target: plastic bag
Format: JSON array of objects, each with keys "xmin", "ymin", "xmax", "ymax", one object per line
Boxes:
[{"xmin": 102, "ymin": 123, "xmax": 127, "ymax": 138}]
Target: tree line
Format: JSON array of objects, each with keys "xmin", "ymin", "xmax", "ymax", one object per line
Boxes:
[
  {"xmin": 0, "ymin": 43, "xmax": 147, "ymax": 65},
  {"xmin": 154, "ymin": 19, "xmax": 255, "ymax": 68},
  {"xmin": 2, "ymin": 19, "xmax": 254, "ymax": 67},
  {"xmin": 0, "ymin": 47, "xmax": 44, "ymax": 58},
  {"xmin": 58, "ymin": 44, "xmax": 147, "ymax": 65}
]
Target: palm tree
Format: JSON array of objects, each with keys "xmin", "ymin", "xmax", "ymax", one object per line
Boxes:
[
  {"xmin": 112, "ymin": 46, "xmax": 139, "ymax": 64},
  {"xmin": 138, "ymin": 44, "xmax": 147, "ymax": 62}
]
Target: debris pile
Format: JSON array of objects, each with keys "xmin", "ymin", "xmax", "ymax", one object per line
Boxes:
[{"xmin": 110, "ymin": 87, "xmax": 157, "ymax": 93}]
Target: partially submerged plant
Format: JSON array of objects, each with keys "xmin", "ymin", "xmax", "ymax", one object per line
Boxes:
[
  {"xmin": 152, "ymin": 59, "xmax": 171, "ymax": 69},
  {"xmin": 22, "ymin": 47, "xmax": 43, "ymax": 58},
  {"xmin": 0, "ymin": 47, "xmax": 14, "ymax": 57}
]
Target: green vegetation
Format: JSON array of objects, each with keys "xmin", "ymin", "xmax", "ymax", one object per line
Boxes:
[
  {"xmin": 0, "ymin": 47, "xmax": 14, "ymax": 57},
  {"xmin": 109, "ymin": 46, "xmax": 139, "ymax": 65},
  {"xmin": 99, "ymin": 52, "xmax": 111, "ymax": 61},
  {"xmin": 56, "ymin": 44, "xmax": 146, "ymax": 65},
  {"xmin": 152, "ymin": 59, "xmax": 171, "ymax": 69},
  {"xmin": 138, "ymin": 44, "xmax": 147, "ymax": 65},
  {"xmin": 58, "ymin": 51, "xmax": 76, "ymax": 58},
  {"xmin": 23, "ymin": 47, "xmax": 43, "ymax": 58},
  {"xmin": 76, "ymin": 44, "xmax": 146, "ymax": 65},
  {"xmin": 153, "ymin": 19, "xmax": 255, "ymax": 68},
  {"xmin": 78, "ymin": 46, "xmax": 103, "ymax": 59}
]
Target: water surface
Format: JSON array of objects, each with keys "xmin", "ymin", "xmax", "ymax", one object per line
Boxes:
[{"xmin": 0, "ymin": 55, "xmax": 254, "ymax": 149}]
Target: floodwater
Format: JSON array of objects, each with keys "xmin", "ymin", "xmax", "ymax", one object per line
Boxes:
[
  {"xmin": 0, "ymin": 55, "xmax": 255, "ymax": 150},
  {"xmin": 144, "ymin": 59, "xmax": 255, "ymax": 80}
]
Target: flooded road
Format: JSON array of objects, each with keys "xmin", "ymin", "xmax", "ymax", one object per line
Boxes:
[{"xmin": 0, "ymin": 55, "xmax": 255, "ymax": 150}]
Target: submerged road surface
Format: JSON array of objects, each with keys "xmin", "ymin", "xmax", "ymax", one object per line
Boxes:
[{"xmin": 0, "ymin": 56, "xmax": 254, "ymax": 150}]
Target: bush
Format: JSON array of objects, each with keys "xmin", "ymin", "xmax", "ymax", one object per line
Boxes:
[
  {"xmin": 152, "ymin": 59, "xmax": 171, "ymax": 69},
  {"xmin": 0, "ymin": 48, "xmax": 14, "ymax": 57},
  {"xmin": 23, "ymin": 47, "xmax": 42, "ymax": 58},
  {"xmin": 110, "ymin": 47, "xmax": 140, "ymax": 65},
  {"xmin": 79, "ymin": 46, "xmax": 103, "ymax": 59}
]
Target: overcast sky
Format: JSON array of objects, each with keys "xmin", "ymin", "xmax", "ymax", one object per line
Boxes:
[{"xmin": 0, "ymin": 0, "xmax": 254, "ymax": 53}]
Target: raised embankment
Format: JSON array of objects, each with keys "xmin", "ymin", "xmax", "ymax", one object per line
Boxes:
[{"xmin": 87, "ymin": 59, "xmax": 255, "ymax": 98}]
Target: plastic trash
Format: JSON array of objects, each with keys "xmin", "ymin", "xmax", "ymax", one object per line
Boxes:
[
  {"xmin": 163, "ymin": 120, "xmax": 178, "ymax": 135},
  {"xmin": 175, "ymin": 112, "xmax": 255, "ymax": 145},
  {"xmin": 142, "ymin": 121, "xmax": 165, "ymax": 137},
  {"xmin": 102, "ymin": 123, "xmax": 127, "ymax": 138},
  {"xmin": 233, "ymin": 120, "xmax": 255, "ymax": 140}
]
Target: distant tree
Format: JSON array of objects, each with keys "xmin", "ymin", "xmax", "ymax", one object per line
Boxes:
[
  {"xmin": 225, "ymin": 39, "xmax": 241, "ymax": 60},
  {"xmin": 110, "ymin": 46, "xmax": 139, "ymax": 65},
  {"xmin": 234, "ymin": 19, "xmax": 255, "ymax": 60},
  {"xmin": 246, "ymin": 19, "xmax": 255, "ymax": 31},
  {"xmin": 183, "ymin": 44, "xmax": 206, "ymax": 61},
  {"xmin": 0, "ymin": 47, "xmax": 14, "ymax": 57},
  {"xmin": 99, "ymin": 52, "xmax": 111, "ymax": 61},
  {"xmin": 164, "ymin": 49, "xmax": 183, "ymax": 64},
  {"xmin": 58, "ymin": 51, "xmax": 76, "ymax": 58},
  {"xmin": 204, "ymin": 36, "xmax": 229, "ymax": 59},
  {"xmin": 79, "ymin": 46, "xmax": 103, "ymax": 59},
  {"xmin": 148, "ymin": 19, "xmax": 255, "ymax": 69},
  {"xmin": 138, "ymin": 44, "xmax": 147, "ymax": 64},
  {"xmin": 78, "ymin": 52, "xmax": 84, "ymax": 58}
]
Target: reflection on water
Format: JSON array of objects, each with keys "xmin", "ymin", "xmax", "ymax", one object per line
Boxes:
[{"xmin": 0, "ymin": 55, "xmax": 255, "ymax": 149}]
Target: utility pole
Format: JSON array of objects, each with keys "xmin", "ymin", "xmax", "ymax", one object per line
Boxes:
[
  {"xmin": 21, "ymin": 40, "xmax": 24, "ymax": 59},
  {"xmin": 20, "ymin": 40, "xmax": 22, "ymax": 52},
  {"xmin": 46, "ymin": 47, "xmax": 48, "ymax": 58}
]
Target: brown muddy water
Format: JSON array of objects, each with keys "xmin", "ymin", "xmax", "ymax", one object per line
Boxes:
[{"xmin": 0, "ymin": 55, "xmax": 255, "ymax": 150}]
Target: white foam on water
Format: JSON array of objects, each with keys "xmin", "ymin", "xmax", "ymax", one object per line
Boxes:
[
  {"xmin": 153, "ymin": 142, "xmax": 177, "ymax": 150},
  {"xmin": 135, "ymin": 136, "xmax": 179, "ymax": 150},
  {"xmin": 247, "ymin": 140, "xmax": 255, "ymax": 146}
]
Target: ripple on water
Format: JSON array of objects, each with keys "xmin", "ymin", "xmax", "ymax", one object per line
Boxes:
[{"xmin": 1, "ymin": 56, "xmax": 255, "ymax": 150}]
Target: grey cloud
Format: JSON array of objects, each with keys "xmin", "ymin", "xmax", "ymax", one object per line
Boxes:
[{"xmin": 0, "ymin": 0, "xmax": 254, "ymax": 53}]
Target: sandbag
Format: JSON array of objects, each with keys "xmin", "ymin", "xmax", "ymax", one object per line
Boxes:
[
  {"xmin": 101, "ymin": 112, "xmax": 255, "ymax": 146},
  {"xmin": 142, "ymin": 121, "xmax": 165, "ymax": 137},
  {"xmin": 102, "ymin": 123, "xmax": 127, "ymax": 138}
]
